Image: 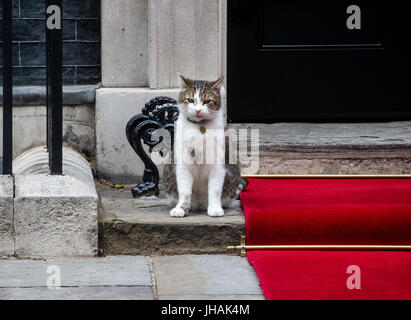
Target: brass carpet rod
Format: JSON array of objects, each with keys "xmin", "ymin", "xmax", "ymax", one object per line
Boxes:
[
  {"xmin": 234, "ymin": 176, "xmax": 411, "ymax": 256},
  {"xmin": 228, "ymin": 237, "xmax": 411, "ymax": 257}
]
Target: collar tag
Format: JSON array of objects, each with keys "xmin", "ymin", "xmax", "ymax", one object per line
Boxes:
[{"xmin": 187, "ymin": 117, "xmax": 207, "ymax": 134}]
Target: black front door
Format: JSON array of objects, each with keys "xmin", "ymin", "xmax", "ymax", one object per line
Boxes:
[{"xmin": 227, "ymin": 1, "xmax": 411, "ymax": 122}]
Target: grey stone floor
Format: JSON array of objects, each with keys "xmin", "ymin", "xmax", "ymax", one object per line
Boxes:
[
  {"xmin": 0, "ymin": 255, "xmax": 264, "ymax": 300},
  {"xmin": 97, "ymin": 183, "xmax": 245, "ymax": 256},
  {"xmin": 229, "ymin": 122, "xmax": 411, "ymax": 150},
  {"xmin": 228, "ymin": 122, "xmax": 411, "ymax": 175}
]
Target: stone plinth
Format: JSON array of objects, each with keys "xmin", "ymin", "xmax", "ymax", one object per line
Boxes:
[
  {"xmin": 0, "ymin": 176, "xmax": 14, "ymax": 257},
  {"xmin": 13, "ymin": 147, "xmax": 98, "ymax": 258}
]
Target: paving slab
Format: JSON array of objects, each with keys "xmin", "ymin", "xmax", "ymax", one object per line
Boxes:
[
  {"xmin": 98, "ymin": 184, "xmax": 244, "ymax": 255},
  {"xmin": 0, "ymin": 255, "xmax": 263, "ymax": 300},
  {"xmin": 0, "ymin": 256, "xmax": 152, "ymax": 288},
  {"xmin": 0, "ymin": 286, "xmax": 154, "ymax": 300},
  {"xmin": 152, "ymin": 255, "xmax": 264, "ymax": 300}
]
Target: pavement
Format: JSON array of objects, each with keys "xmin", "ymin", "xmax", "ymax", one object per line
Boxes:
[{"xmin": 0, "ymin": 255, "xmax": 264, "ymax": 300}]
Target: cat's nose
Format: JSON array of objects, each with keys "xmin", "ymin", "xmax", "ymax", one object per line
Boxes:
[{"xmin": 196, "ymin": 110, "xmax": 201, "ymax": 115}]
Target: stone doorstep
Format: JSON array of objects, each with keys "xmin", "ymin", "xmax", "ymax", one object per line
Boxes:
[
  {"xmin": 257, "ymin": 150, "xmax": 411, "ymax": 175},
  {"xmin": 97, "ymin": 184, "xmax": 244, "ymax": 256},
  {"xmin": 230, "ymin": 122, "xmax": 411, "ymax": 175},
  {"xmin": 230, "ymin": 122, "xmax": 411, "ymax": 150}
]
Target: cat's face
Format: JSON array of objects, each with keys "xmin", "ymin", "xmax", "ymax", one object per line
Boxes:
[{"xmin": 178, "ymin": 74, "xmax": 224, "ymax": 122}]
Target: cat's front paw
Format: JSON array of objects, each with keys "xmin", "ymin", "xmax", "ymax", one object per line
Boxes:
[
  {"xmin": 207, "ymin": 206, "xmax": 224, "ymax": 218},
  {"xmin": 170, "ymin": 207, "xmax": 187, "ymax": 218}
]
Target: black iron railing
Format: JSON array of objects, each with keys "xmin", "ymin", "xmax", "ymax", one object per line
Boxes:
[
  {"xmin": 46, "ymin": 0, "xmax": 63, "ymax": 174},
  {"xmin": 2, "ymin": 0, "xmax": 13, "ymax": 175},
  {"xmin": 1, "ymin": 0, "xmax": 63, "ymax": 175}
]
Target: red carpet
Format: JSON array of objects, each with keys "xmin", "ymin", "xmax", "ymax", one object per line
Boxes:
[{"xmin": 240, "ymin": 178, "xmax": 411, "ymax": 300}]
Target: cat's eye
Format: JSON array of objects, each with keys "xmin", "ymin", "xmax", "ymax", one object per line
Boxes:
[
  {"xmin": 204, "ymin": 100, "xmax": 214, "ymax": 105},
  {"xmin": 184, "ymin": 98, "xmax": 194, "ymax": 104}
]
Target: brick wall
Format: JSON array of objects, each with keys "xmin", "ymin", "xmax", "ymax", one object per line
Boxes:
[{"xmin": 0, "ymin": 0, "xmax": 101, "ymax": 85}]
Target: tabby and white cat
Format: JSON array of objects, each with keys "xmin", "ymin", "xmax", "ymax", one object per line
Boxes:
[{"xmin": 164, "ymin": 74, "xmax": 247, "ymax": 218}]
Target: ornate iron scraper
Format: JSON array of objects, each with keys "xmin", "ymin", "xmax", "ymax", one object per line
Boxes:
[{"xmin": 126, "ymin": 97, "xmax": 179, "ymax": 198}]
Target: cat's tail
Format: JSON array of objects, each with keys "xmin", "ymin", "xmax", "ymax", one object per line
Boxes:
[
  {"xmin": 239, "ymin": 177, "xmax": 249, "ymax": 191},
  {"xmin": 234, "ymin": 177, "xmax": 248, "ymax": 200}
]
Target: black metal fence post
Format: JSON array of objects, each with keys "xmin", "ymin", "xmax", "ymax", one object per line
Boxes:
[
  {"xmin": 46, "ymin": 0, "xmax": 63, "ymax": 174},
  {"xmin": 2, "ymin": 0, "xmax": 13, "ymax": 175}
]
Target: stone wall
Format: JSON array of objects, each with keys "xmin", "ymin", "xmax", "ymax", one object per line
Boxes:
[
  {"xmin": 0, "ymin": 0, "xmax": 101, "ymax": 85},
  {"xmin": 0, "ymin": 85, "xmax": 97, "ymax": 159},
  {"xmin": 0, "ymin": 104, "xmax": 95, "ymax": 159}
]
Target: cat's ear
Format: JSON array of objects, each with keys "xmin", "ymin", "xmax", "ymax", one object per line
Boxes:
[
  {"xmin": 178, "ymin": 73, "xmax": 194, "ymax": 87},
  {"xmin": 209, "ymin": 76, "xmax": 224, "ymax": 91}
]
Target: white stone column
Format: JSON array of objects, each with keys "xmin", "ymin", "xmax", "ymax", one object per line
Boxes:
[
  {"xmin": 149, "ymin": 0, "xmax": 224, "ymax": 88},
  {"xmin": 101, "ymin": 0, "xmax": 225, "ymax": 89},
  {"xmin": 101, "ymin": 0, "xmax": 149, "ymax": 87}
]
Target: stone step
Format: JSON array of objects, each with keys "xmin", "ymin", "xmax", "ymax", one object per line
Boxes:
[
  {"xmin": 98, "ymin": 184, "xmax": 244, "ymax": 256},
  {"xmin": 230, "ymin": 122, "xmax": 411, "ymax": 175}
]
